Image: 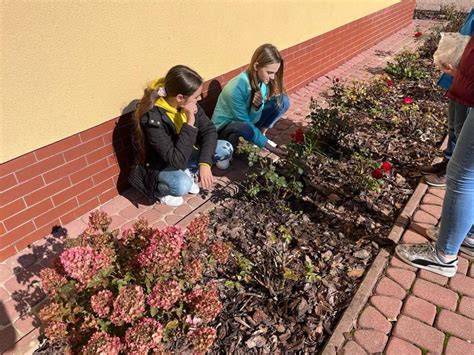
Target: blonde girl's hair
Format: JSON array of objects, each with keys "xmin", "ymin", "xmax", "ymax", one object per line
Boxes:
[
  {"xmin": 132, "ymin": 65, "xmax": 203, "ymax": 164},
  {"xmin": 246, "ymin": 44, "xmax": 286, "ymax": 108}
]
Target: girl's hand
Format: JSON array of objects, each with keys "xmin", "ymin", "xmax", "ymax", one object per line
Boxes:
[
  {"xmin": 265, "ymin": 142, "xmax": 288, "ymax": 157},
  {"xmin": 440, "ymin": 62, "xmax": 457, "ymax": 77},
  {"xmin": 252, "ymin": 90, "xmax": 263, "ymax": 109},
  {"xmin": 183, "ymin": 102, "xmax": 198, "ymax": 126},
  {"xmin": 198, "ymin": 165, "xmax": 214, "ymax": 189}
]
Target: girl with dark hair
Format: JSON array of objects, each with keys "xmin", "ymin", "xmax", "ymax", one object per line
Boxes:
[
  {"xmin": 212, "ymin": 44, "xmax": 290, "ymax": 160},
  {"xmin": 129, "ymin": 65, "xmax": 233, "ymax": 206}
]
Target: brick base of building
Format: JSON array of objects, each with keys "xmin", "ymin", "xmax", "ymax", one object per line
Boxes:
[{"xmin": 0, "ymin": 0, "xmax": 416, "ymax": 261}]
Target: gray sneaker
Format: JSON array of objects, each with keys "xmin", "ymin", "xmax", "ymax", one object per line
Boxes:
[
  {"xmin": 426, "ymin": 227, "xmax": 474, "ymax": 257},
  {"xmin": 424, "ymin": 173, "xmax": 447, "ymax": 187},
  {"xmin": 395, "ymin": 242, "xmax": 458, "ymax": 277},
  {"xmin": 420, "ymin": 159, "xmax": 448, "ymax": 175}
]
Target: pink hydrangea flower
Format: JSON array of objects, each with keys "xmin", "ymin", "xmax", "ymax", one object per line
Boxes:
[
  {"xmin": 138, "ymin": 226, "xmax": 185, "ymax": 273},
  {"xmin": 60, "ymin": 246, "xmax": 111, "ymax": 285},
  {"xmin": 184, "ymin": 259, "xmax": 203, "ymax": 283},
  {"xmin": 147, "ymin": 280, "xmax": 182, "ymax": 310},
  {"xmin": 83, "ymin": 331, "xmax": 121, "ymax": 355},
  {"xmin": 91, "ymin": 290, "xmax": 114, "ymax": 318},
  {"xmin": 110, "ymin": 285, "xmax": 145, "ymax": 326},
  {"xmin": 124, "ymin": 317, "xmax": 163, "ymax": 354}
]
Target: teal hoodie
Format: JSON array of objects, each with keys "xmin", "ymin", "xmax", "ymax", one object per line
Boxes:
[{"xmin": 212, "ymin": 71, "xmax": 269, "ymax": 148}]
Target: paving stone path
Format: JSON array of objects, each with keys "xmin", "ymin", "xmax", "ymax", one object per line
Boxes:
[{"xmin": 3, "ymin": 19, "xmax": 469, "ymax": 355}]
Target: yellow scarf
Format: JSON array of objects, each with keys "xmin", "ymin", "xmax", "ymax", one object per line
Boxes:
[{"xmin": 149, "ymin": 78, "xmax": 188, "ymax": 133}]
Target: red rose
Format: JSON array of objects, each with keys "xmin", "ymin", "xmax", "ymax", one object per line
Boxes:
[
  {"xmin": 386, "ymin": 80, "xmax": 394, "ymax": 88},
  {"xmin": 371, "ymin": 168, "xmax": 384, "ymax": 179},
  {"xmin": 382, "ymin": 161, "xmax": 392, "ymax": 173},
  {"xmin": 414, "ymin": 31, "xmax": 422, "ymax": 38},
  {"xmin": 290, "ymin": 128, "xmax": 305, "ymax": 144},
  {"xmin": 403, "ymin": 97, "xmax": 414, "ymax": 104}
]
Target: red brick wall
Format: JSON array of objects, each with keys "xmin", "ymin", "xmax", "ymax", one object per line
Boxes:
[{"xmin": 0, "ymin": 0, "xmax": 415, "ymax": 261}]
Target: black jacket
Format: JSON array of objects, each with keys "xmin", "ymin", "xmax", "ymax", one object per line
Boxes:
[{"xmin": 128, "ymin": 104, "xmax": 217, "ymax": 199}]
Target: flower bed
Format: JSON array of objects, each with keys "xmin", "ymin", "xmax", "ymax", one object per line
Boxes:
[{"xmin": 35, "ymin": 8, "xmax": 468, "ymax": 354}]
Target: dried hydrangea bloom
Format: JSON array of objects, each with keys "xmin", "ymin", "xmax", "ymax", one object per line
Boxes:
[
  {"xmin": 209, "ymin": 241, "xmax": 231, "ymax": 264},
  {"xmin": 124, "ymin": 317, "xmax": 163, "ymax": 354},
  {"xmin": 83, "ymin": 331, "xmax": 121, "ymax": 355},
  {"xmin": 90, "ymin": 289, "xmax": 114, "ymax": 318},
  {"xmin": 147, "ymin": 280, "xmax": 183, "ymax": 310},
  {"xmin": 38, "ymin": 302, "xmax": 63, "ymax": 323},
  {"xmin": 184, "ymin": 259, "xmax": 203, "ymax": 283},
  {"xmin": 110, "ymin": 285, "xmax": 145, "ymax": 326},
  {"xmin": 186, "ymin": 215, "xmax": 210, "ymax": 245},
  {"xmin": 189, "ymin": 327, "xmax": 217, "ymax": 354},
  {"xmin": 39, "ymin": 268, "xmax": 68, "ymax": 297},
  {"xmin": 187, "ymin": 286, "xmax": 222, "ymax": 323},
  {"xmin": 44, "ymin": 321, "xmax": 68, "ymax": 343}
]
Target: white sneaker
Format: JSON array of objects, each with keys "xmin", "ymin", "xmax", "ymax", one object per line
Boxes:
[
  {"xmin": 159, "ymin": 195, "xmax": 184, "ymax": 207},
  {"xmin": 215, "ymin": 158, "xmax": 230, "ymax": 170},
  {"xmin": 184, "ymin": 169, "xmax": 200, "ymax": 194}
]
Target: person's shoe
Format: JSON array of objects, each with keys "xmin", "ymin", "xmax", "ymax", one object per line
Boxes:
[
  {"xmin": 425, "ymin": 227, "xmax": 474, "ymax": 257},
  {"xmin": 420, "ymin": 158, "xmax": 448, "ymax": 175},
  {"xmin": 215, "ymin": 158, "xmax": 231, "ymax": 170},
  {"xmin": 184, "ymin": 169, "xmax": 200, "ymax": 194},
  {"xmin": 395, "ymin": 242, "xmax": 458, "ymax": 277},
  {"xmin": 424, "ymin": 173, "xmax": 447, "ymax": 187},
  {"xmin": 159, "ymin": 195, "xmax": 184, "ymax": 207}
]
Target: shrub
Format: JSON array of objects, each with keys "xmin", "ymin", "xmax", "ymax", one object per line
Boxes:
[
  {"xmin": 37, "ymin": 211, "xmax": 229, "ymax": 354},
  {"xmin": 385, "ymin": 50, "xmax": 428, "ymax": 80}
]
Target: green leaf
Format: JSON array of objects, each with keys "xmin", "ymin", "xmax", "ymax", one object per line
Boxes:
[{"xmin": 150, "ymin": 306, "xmax": 158, "ymax": 317}]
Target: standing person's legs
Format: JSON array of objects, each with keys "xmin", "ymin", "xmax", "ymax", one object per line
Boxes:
[
  {"xmin": 396, "ymin": 108, "xmax": 474, "ymax": 276},
  {"xmin": 436, "ymin": 108, "xmax": 474, "ymax": 256},
  {"xmin": 255, "ymin": 94, "xmax": 290, "ymax": 134}
]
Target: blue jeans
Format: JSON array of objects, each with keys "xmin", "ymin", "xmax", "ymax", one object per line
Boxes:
[
  {"xmin": 436, "ymin": 108, "xmax": 474, "ymax": 255},
  {"xmin": 218, "ymin": 94, "xmax": 290, "ymax": 148},
  {"xmin": 157, "ymin": 139, "xmax": 233, "ymax": 196},
  {"xmin": 444, "ymin": 100, "xmax": 469, "ymax": 160}
]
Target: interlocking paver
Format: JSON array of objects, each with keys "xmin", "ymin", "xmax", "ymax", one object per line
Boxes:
[
  {"xmin": 401, "ymin": 295, "xmax": 437, "ymax": 325},
  {"xmin": 469, "ymin": 264, "xmax": 474, "ymax": 278},
  {"xmin": 390, "ymin": 256, "xmax": 418, "ymax": 271},
  {"xmin": 0, "ymin": 326, "xmax": 20, "ymax": 354},
  {"xmin": 419, "ymin": 204, "xmax": 442, "ymax": 220},
  {"xmin": 449, "ymin": 274, "xmax": 474, "ymax": 297},
  {"xmin": 457, "ymin": 257, "xmax": 469, "ymax": 276},
  {"xmin": 421, "ymin": 193, "xmax": 443, "ymax": 206},
  {"xmin": 341, "ymin": 340, "xmax": 367, "ymax": 354},
  {"xmin": 370, "ymin": 295, "xmax": 402, "ymax": 320},
  {"xmin": 418, "ymin": 269, "xmax": 448, "ymax": 286},
  {"xmin": 385, "ymin": 336, "xmax": 421, "ymax": 355},
  {"xmin": 436, "ymin": 309, "xmax": 474, "ymax": 342},
  {"xmin": 392, "ymin": 315, "xmax": 444, "ymax": 354},
  {"xmin": 357, "ymin": 306, "xmax": 392, "ymax": 334},
  {"xmin": 118, "ymin": 204, "xmax": 144, "ymax": 219},
  {"xmin": 386, "ymin": 267, "xmax": 416, "ymax": 290},
  {"xmin": 428, "ymin": 188, "xmax": 445, "ymax": 199},
  {"xmin": 353, "ymin": 329, "xmax": 388, "ymax": 353},
  {"xmin": 401, "ymin": 229, "xmax": 428, "ymax": 244},
  {"xmin": 375, "ymin": 277, "xmax": 407, "ymax": 300},
  {"xmin": 445, "ymin": 336, "xmax": 474, "ymax": 355},
  {"xmin": 458, "ymin": 296, "xmax": 474, "ymax": 319},
  {"xmin": 412, "ymin": 210, "xmax": 438, "ymax": 225},
  {"xmin": 412, "ymin": 279, "xmax": 459, "ymax": 311}
]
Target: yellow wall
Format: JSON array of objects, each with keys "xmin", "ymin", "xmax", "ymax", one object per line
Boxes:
[{"xmin": 0, "ymin": 0, "xmax": 399, "ymax": 163}]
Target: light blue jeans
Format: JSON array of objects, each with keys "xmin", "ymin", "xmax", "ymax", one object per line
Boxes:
[
  {"xmin": 218, "ymin": 94, "xmax": 290, "ymax": 148},
  {"xmin": 436, "ymin": 108, "xmax": 474, "ymax": 255},
  {"xmin": 157, "ymin": 140, "xmax": 233, "ymax": 197}
]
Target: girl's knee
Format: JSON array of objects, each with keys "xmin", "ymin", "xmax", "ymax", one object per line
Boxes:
[
  {"xmin": 170, "ymin": 172, "xmax": 193, "ymax": 196},
  {"xmin": 280, "ymin": 94, "xmax": 290, "ymax": 113}
]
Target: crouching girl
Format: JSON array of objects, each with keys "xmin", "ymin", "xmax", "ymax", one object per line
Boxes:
[
  {"xmin": 212, "ymin": 44, "xmax": 290, "ymax": 158},
  {"xmin": 129, "ymin": 65, "xmax": 233, "ymax": 206}
]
